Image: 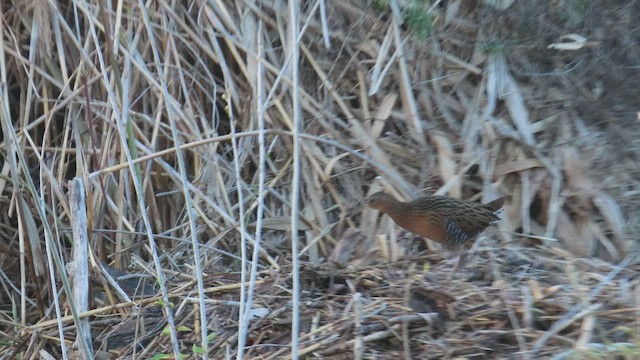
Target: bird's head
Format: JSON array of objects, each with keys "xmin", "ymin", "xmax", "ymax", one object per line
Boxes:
[{"xmin": 366, "ymin": 191, "xmax": 397, "ymax": 212}]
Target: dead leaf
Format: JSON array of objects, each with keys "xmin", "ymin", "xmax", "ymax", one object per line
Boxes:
[
  {"xmin": 431, "ymin": 132, "xmax": 458, "ymax": 197},
  {"xmin": 248, "ymin": 216, "xmax": 311, "ymax": 231}
]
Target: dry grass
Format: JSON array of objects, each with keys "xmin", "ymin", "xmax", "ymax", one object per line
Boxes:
[{"xmin": 0, "ymin": 0, "xmax": 638, "ymax": 359}]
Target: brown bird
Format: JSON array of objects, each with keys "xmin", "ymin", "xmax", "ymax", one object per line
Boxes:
[{"xmin": 367, "ymin": 191, "xmax": 504, "ymax": 248}]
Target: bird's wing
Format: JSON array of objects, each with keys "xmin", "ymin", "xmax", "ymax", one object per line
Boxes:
[{"xmin": 444, "ymin": 217, "xmax": 480, "ymax": 246}]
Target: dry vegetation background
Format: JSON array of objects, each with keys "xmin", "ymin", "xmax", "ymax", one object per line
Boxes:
[{"xmin": 0, "ymin": 0, "xmax": 639, "ymax": 359}]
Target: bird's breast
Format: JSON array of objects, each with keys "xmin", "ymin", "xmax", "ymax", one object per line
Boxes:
[{"xmin": 387, "ymin": 210, "xmax": 448, "ymax": 244}]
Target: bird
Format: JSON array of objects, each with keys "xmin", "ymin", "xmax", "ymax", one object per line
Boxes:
[{"xmin": 367, "ymin": 191, "xmax": 504, "ymax": 248}]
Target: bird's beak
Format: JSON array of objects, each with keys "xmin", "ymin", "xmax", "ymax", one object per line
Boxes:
[{"xmin": 345, "ymin": 199, "xmax": 366, "ymax": 217}]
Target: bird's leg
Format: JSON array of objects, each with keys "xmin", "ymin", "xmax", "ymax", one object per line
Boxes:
[
  {"xmin": 446, "ymin": 235, "xmax": 489, "ymax": 280},
  {"xmin": 398, "ymin": 235, "xmax": 427, "ymax": 266},
  {"xmin": 445, "ymin": 248, "xmax": 467, "ymax": 281}
]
